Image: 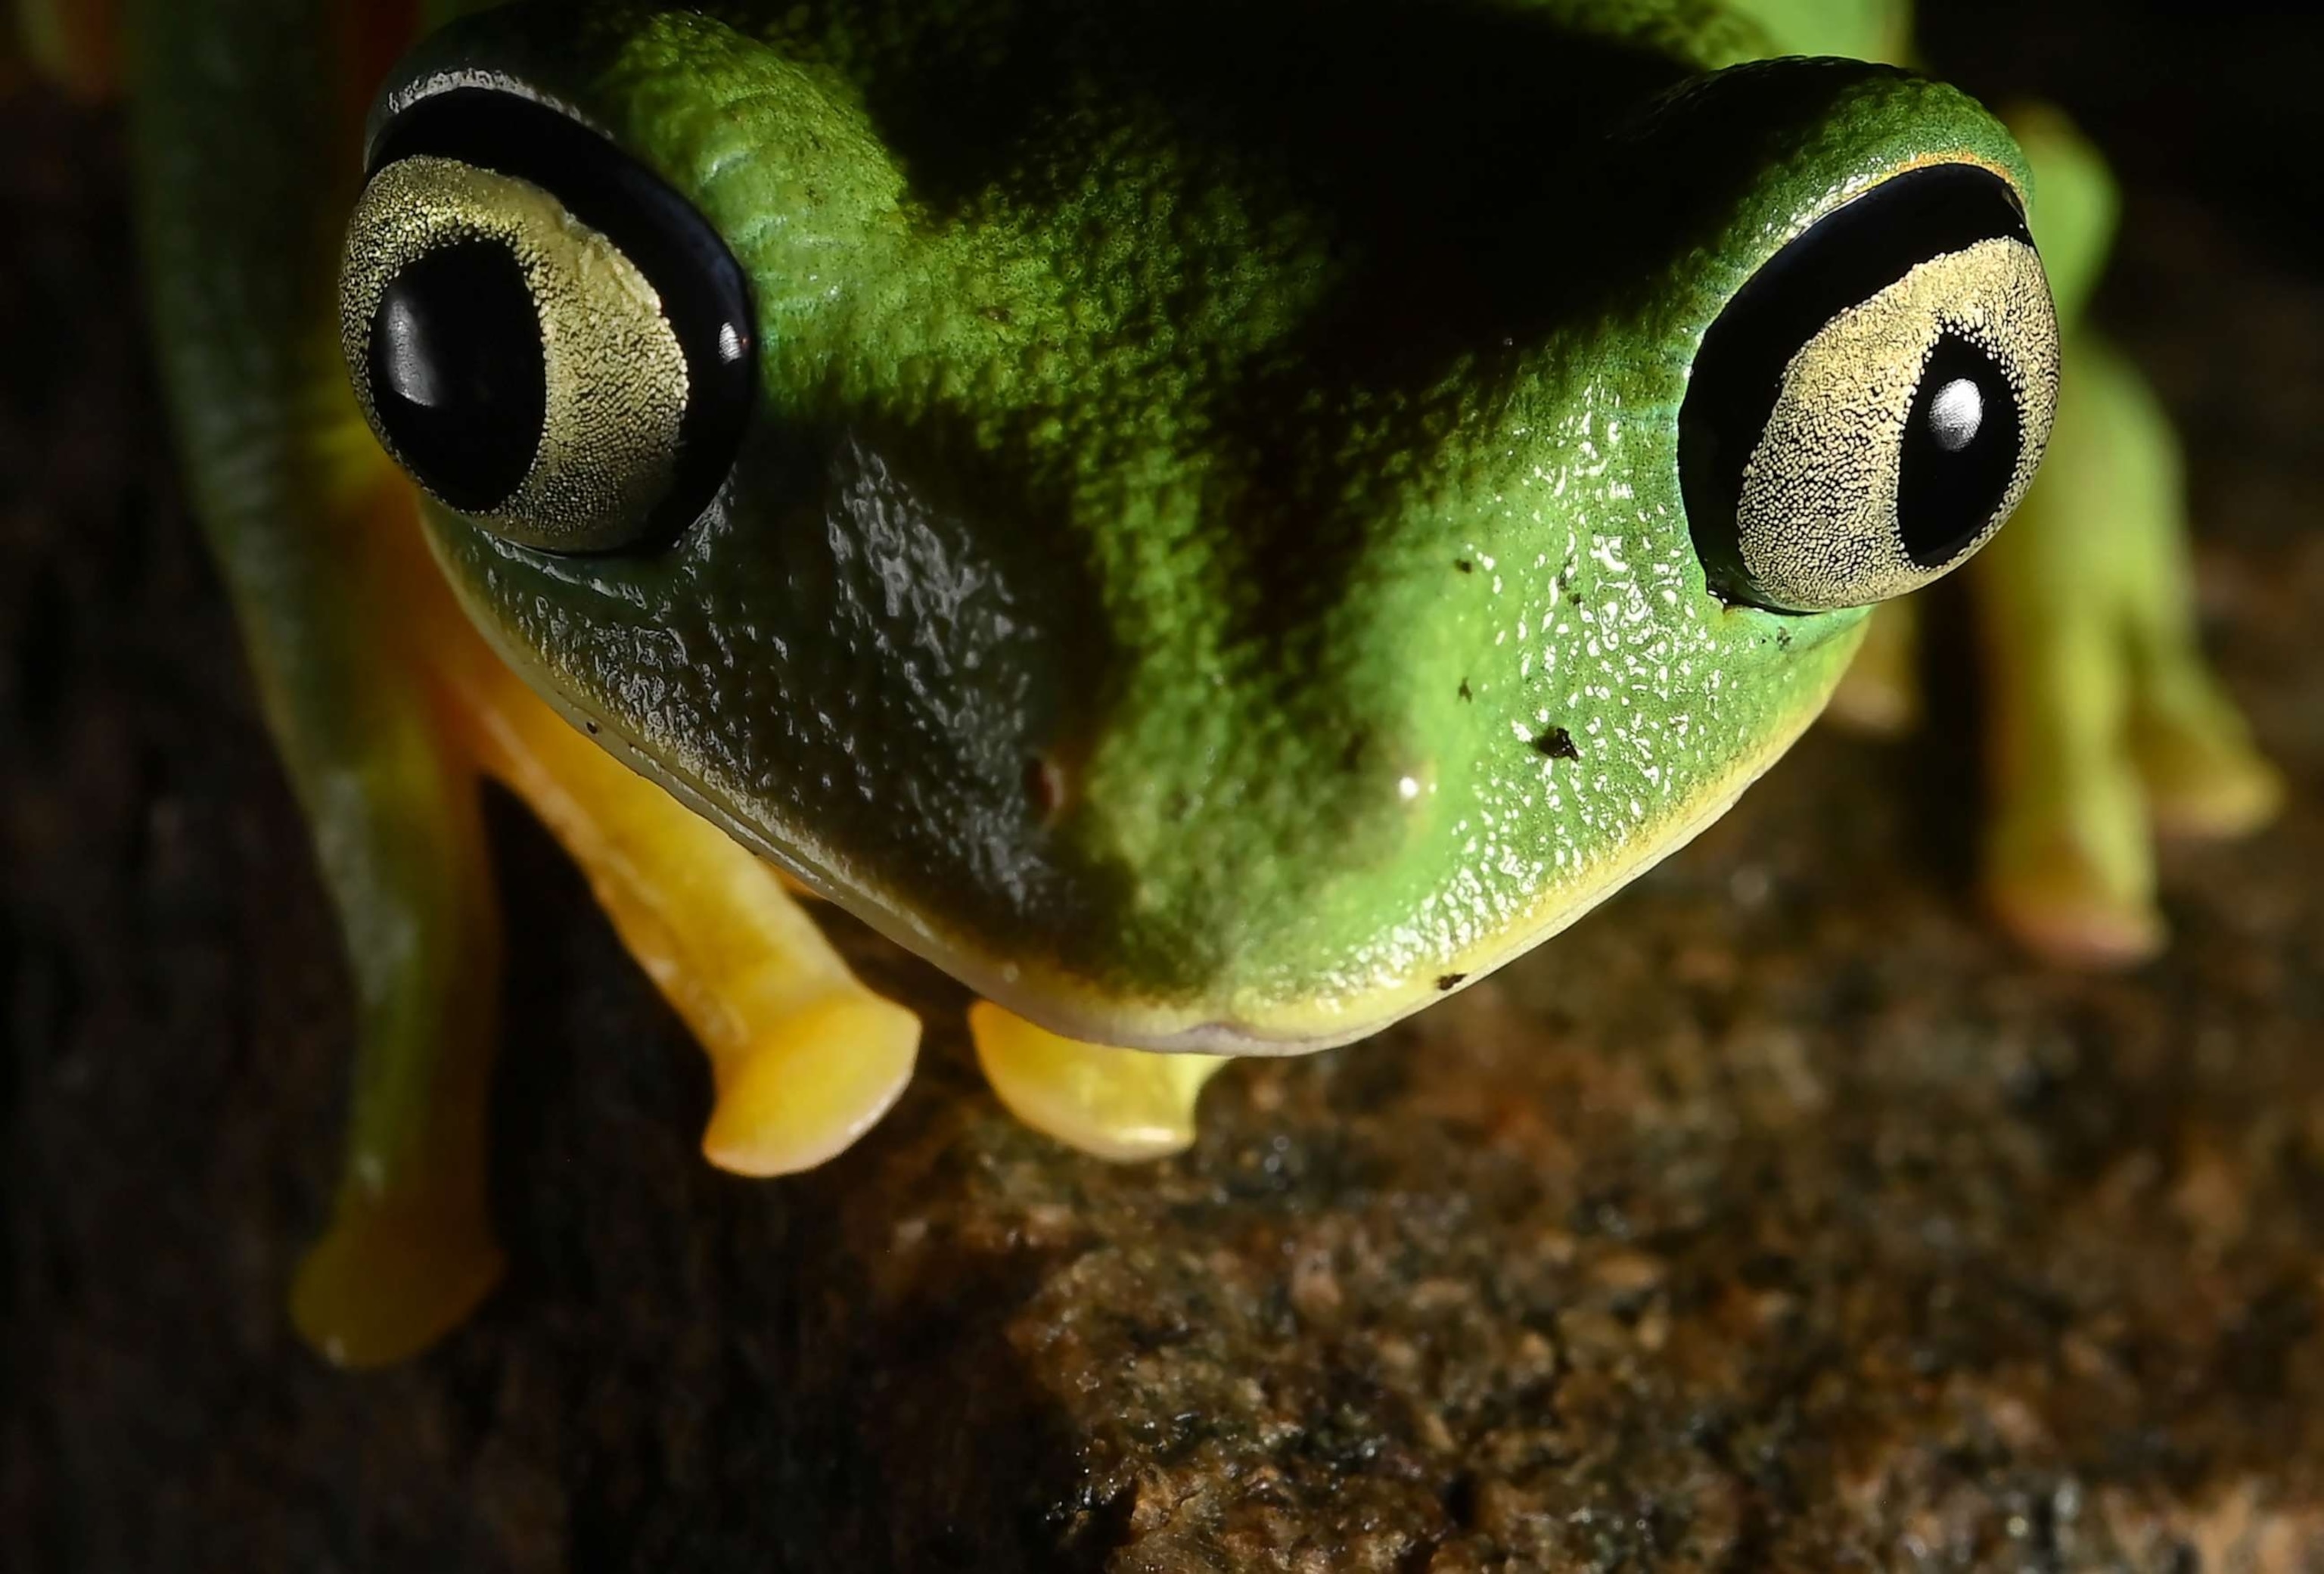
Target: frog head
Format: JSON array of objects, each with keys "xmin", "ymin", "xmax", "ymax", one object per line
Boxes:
[{"xmin": 340, "ymin": 2, "xmax": 2058, "ymax": 1052}]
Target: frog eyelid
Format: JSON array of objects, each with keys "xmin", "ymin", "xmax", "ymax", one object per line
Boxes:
[{"xmin": 368, "ymin": 69, "xmax": 604, "ymax": 166}]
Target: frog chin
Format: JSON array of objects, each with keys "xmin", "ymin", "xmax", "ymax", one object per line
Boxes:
[
  {"xmin": 496, "ymin": 609, "xmax": 1857, "ymax": 1059},
  {"xmin": 893, "ymin": 698, "xmax": 1827, "ymax": 1056},
  {"xmin": 548, "ymin": 689, "xmax": 1834, "ymax": 1060}
]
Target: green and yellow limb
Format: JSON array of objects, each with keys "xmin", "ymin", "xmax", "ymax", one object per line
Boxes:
[
  {"xmin": 1974, "ymin": 331, "xmax": 2282, "ymax": 963},
  {"xmin": 1972, "ymin": 105, "xmax": 2279, "ymax": 963},
  {"xmin": 123, "ymin": 0, "xmax": 504, "ymax": 1367},
  {"xmin": 296, "ymin": 474, "xmax": 924, "ymax": 1359}
]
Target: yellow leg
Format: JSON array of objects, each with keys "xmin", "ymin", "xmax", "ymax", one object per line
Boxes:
[
  {"xmin": 434, "ymin": 634, "xmax": 921, "ymax": 1177},
  {"xmin": 1969, "ymin": 106, "xmax": 2276, "ymax": 968},
  {"xmin": 297, "ymin": 475, "xmax": 916, "ymax": 1360},
  {"xmin": 969, "ymin": 1003, "xmax": 1229, "ymax": 1161}
]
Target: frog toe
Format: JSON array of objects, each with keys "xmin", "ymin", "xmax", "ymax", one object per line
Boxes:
[
  {"xmin": 1968, "ymin": 326, "xmax": 2276, "ymax": 969},
  {"xmin": 291, "ymin": 1190, "xmax": 505, "ymax": 1370},
  {"xmin": 700, "ymin": 993, "xmax": 919, "ymax": 1177},
  {"xmin": 2135, "ymin": 677, "xmax": 2285, "ymax": 841},
  {"xmin": 1984, "ymin": 795, "xmax": 2168, "ymax": 969},
  {"xmin": 970, "ymin": 1002, "xmax": 1228, "ymax": 1161},
  {"xmin": 443, "ymin": 622, "xmax": 923, "ymax": 1177}
]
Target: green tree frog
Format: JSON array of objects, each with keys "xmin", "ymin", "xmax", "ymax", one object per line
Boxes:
[{"xmin": 79, "ymin": 0, "xmax": 2279, "ymax": 1363}]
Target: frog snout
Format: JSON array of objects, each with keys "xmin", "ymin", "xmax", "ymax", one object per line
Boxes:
[{"xmin": 1009, "ymin": 704, "xmax": 1446, "ymax": 1007}]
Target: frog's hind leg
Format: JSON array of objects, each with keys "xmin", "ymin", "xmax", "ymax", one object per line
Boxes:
[
  {"xmin": 969, "ymin": 1003, "xmax": 1228, "ymax": 1161},
  {"xmin": 436, "ymin": 636, "xmax": 921, "ymax": 1178},
  {"xmin": 277, "ymin": 533, "xmax": 507, "ymax": 1368}
]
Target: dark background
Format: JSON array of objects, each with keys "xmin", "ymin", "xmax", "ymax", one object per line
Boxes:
[{"xmin": 7, "ymin": 4, "xmax": 2323, "ymax": 1569}]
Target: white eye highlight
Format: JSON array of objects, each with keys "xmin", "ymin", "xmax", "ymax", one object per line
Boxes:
[{"xmin": 1928, "ymin": 376, "xmax": 1984, "ymax": 453}]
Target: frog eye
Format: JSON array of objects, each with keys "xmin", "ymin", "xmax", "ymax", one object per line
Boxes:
[
  {"xmin": 1679, "ymin": 163, "xmax": 2059, "ymax": 613},
  {"xmin": 339, "ymin": 89, "xmax": 753, "ymax": 551}
]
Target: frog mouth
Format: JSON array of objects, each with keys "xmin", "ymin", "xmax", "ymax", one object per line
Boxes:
[{"xmin": 518, "ymin": 655, "xmax": 1840, "ymax": 1059}]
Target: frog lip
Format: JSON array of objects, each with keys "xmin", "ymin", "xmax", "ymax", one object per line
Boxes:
[
  {"xmin": 498, "ymin": 601, "xmax": 1850, "ymax": 1056},
  {"xmin": 557, "ymin": 690, "xmax": 1828, "ymax": 1061}
]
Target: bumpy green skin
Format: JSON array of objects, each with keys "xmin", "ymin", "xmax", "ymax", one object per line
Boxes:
[{"xmin": 397, "ymin": 0, "xmax": 2032, "ymax": 1049}]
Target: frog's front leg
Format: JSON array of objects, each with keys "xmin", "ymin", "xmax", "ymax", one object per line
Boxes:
[
  {"xmin": 421, "ymin": 593, "xmax": 921, "ymax": 1178},
  {"xmin": 1971, "ymin": 106, "xmax": 2281, "ymax": 965},
  {"xmin": 277, "ymin": 496, "xmax": 507, "ymax": 1370},
  {"xmin": 442, "ymin": 583, "xmax": 1206, "ymax": 1172}
]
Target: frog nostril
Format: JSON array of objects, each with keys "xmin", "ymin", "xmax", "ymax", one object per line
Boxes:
[{"xmin": 1024, "ymin": 754, "xmax": 1071, "ymax": 823}]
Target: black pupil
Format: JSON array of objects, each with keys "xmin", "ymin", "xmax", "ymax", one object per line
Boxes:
[
  {"xmin": 366, "ymin": 239, "xmax": 545, "ymax": 513},
  {"xmin": 1897, "ymin": 333, "xmax": 2021, "ymax": 568}
]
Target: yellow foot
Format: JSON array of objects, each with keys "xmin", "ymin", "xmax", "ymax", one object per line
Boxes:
[
  {"xmin": 970, "ymin": 1002, "xmax": 1228, "ymax": 1161},
  {"xmin": 443, "ymin": 637, "xmax": 922, "ymax": 1177},
  {"xmin": 700, "ymin": 992, "xmax": 919, "ymax": 1177},
  {"xmin": 290, "ymin": 1190, "xmax": 505, "ymax": 1370},
  {"xmin": 1986, "ymin": 692, "xmax": 2282, "ymax": 969},
  {"xmin": 1984, "ymin": 818, "xmax": 2168, "ymax": 969},
  {"xmin": 2138, "ymin": 702, "xmax": 2285, "ymax": 842},
  {"xmin": 1970, "ymin": 331, "xmax": 2284, "ymax": 970}
]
